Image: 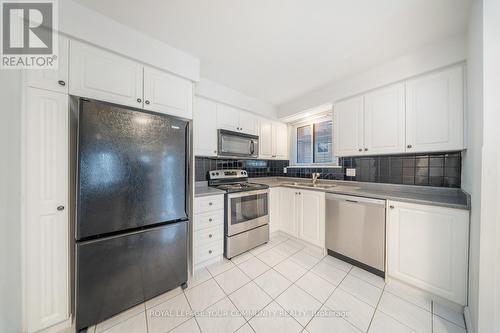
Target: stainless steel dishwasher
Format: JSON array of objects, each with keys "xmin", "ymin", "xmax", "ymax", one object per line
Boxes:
[{"xmin": 325, "ymin": 193, "xmax": 386, "ymax": 277}]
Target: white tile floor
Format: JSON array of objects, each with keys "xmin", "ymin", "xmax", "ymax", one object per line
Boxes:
[{"xmin": 87, "ymin": 233, "xmax": 467, "ymax": 333}]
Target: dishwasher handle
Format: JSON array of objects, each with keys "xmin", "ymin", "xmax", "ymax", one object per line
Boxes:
[{"xmin": 326, "ymin": 193, "xmax": 386, "ymax": 206}]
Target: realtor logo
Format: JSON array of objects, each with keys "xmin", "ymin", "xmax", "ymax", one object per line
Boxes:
[{"xmin": 1, "ymin": 0, "xmax": 58, "ymax": 69}]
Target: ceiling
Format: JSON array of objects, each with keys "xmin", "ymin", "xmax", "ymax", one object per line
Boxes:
[{"xmin": 75, "ymin": 0, "xmax": 471, "ymax": 106}]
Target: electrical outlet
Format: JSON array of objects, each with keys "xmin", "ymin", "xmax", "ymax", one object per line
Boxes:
[
  {"xmin": 283, "ymin": 167, "xmax": 287, "ymax": 174},
  {"xmin": 346, "ymin": 168, "xmax": 356, "ymax": 177}
]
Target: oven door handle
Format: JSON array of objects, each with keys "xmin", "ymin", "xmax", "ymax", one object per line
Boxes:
[{"xmin": 227, "ymin": 189, "xmax": 269, "ymax": 198}]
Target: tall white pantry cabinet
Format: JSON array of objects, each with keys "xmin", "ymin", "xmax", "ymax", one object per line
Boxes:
[
  {"xmin": 23, "ymin": 88, "xmax": 70, "ymax": 333},
  {"xmin": 22, "ymin": 35, "xmax": 71, "ymax": 333}
]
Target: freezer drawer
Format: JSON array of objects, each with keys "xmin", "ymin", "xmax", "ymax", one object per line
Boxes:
[
  {"xmin": 326, "ymin": 194, "xmax": 386, "ymax": 274},
  {"xmin": 75, "ymin": 221, "xmax": 187, "ymax": 330}
]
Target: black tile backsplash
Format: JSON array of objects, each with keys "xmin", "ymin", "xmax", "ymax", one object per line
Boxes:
[
  {"xmin": 195, "ymin": 157, "xmax": 290, "ymax": 181},
  {"xmin": 194, "ymin": 152, "xmax": 462, "ymax": 188}
]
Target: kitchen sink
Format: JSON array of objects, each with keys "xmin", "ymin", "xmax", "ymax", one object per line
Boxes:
[
  {"xmin": 281, "ymin": 182, "xmax": 360, "ymax": 191},
  {"xmin": 281, "ymin": 182, "xmax": 338, "ymax": 189}
]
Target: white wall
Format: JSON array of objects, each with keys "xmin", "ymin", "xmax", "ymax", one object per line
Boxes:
[
  {"xmin": 195, "ymin": 78, "xmax": 278, "ymax": 119},
  {"xmin": 59, "ymin": 0, "xmax": 200, "ymax": 81},
  {"xmin": 277, "ymin": 34, "xmax": 467, "ymax": 118},
  {"xmin": 477, "ymin": 0, "xmax": 500, "ymax": 331},
  {"xmin": 0, "ymin": 72, "xmax": 22, "ymax": 333},
  {"xmin": 463, "ymin": 1, "xmax": 483, "ymax": 332}
]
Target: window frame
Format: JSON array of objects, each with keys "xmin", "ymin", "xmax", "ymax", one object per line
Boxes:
[{"xmin": 290, "ymin": 115, "xmax": 338, "ymax": 167}]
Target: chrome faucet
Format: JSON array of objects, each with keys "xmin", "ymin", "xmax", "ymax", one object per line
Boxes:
[{"xmin": 312, "ymin": 173, "xmax": 321, "ymax": 186}]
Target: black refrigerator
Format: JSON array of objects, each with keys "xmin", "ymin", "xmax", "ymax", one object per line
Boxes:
[{"xmin": 74, "ymin": 98, "xmax": 189, "ymax": 331}]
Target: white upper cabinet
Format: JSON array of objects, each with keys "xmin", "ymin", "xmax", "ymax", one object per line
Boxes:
[
  {"xmin": 364, "ymin": 83, "xmax": 406, "ymax": 155},
  {"xmin": 334, "ymin": 96, "xmax": 364, "ymax": 156},
  {"xmin": 69, "ymin": 40, "xmax": 143, "ymax": 109},
  {"xmin": 259, "ymin": 119, "xmax": 288, "ymax": 159},
  {"xmin": 386, "ymin": 201, "xmax": 469, "ymax": 305},
  {"xmin": 216, "ymin": 103, "xmax": 240, "ymax": 132},
  {"xmin": 275, "ymin": 123, "xmax": 288, "ymax": 159},
  {"xmin": 143, "ymin": 66, "xmax": 193, "ymax": 119},
  {"xmin": 216, "ymin": 104, "xmax": 258, "ymax": 135},
  {"xmin": 25, "ymin": 88, "xmax": 69, "ymax": 332},
  {"xmin": 333, "ymin": 65, "xmax": 464, "ymax": 157},
  {"xmin": 259, "ymin": 120, "xmax": 274, "ymax": 158},
  {"xmin": 406, "ymin": 66, "xmax": 464, "ymax": 153},
  {"xmin": 194, "ymin": 97, "xmax": 218, "ymax": 156},
  {"xmin": 239, "ymin": 110, "xmax": 258, "ymax": 134},
  {"xmin": 26, "ymin": 35, "xmax": 69, "ymax": 93}
]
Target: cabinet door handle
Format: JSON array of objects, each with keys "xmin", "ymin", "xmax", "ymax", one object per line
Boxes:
[
  {"xmin": 364, "ymin": 148, "xmax": 368, "ymax": 151},
  {"xmin": 57, "ymin": 205, "xmax": 65, "ymax": 211},
  {"xmin": 209, "ymin": 234, "xmax": 213, "ymax": 238},
  {"xmin": 209, "ymin": 202, "xmax": 213, "ymax": 206},
  {"xmin": 58, "ymin": 80, "xmax": 66, "ymax": 86},
  {"xmin": 137, "ymin": 98, "xmax": 142, "ymax": 103},
  {"xmin": 407, "ymin": 144, "xmax": 412, "ymax": 149},
  {"xmin": 145, "ymin": 100, "xmax": 150, "ymax": 105},
  {"xmin": 208, "ymin": 250, "xmax": 212, "ymax": 254},
  {"xmin": 358, "ymin": 148, "xmax": 362, "ymax": 152},
  {"xmin": 213, "ymin": 150, "xmax": 217, "ymax": 154},
  {"xmin": 389, "ymin": 205, "xmax": 395, "ymax": 209},
  {"xmin": 208, "ymin": 218, "xmax": 213, "ymax": 222}
]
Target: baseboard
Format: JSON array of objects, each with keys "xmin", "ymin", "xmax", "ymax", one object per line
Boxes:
[
  {"xmin": 37, "ymin": 316, "xmax": 73, "ymax": 333},
  {"xmin": 464, "ymin": 306, "xmax": 474, "ymax": 333}
]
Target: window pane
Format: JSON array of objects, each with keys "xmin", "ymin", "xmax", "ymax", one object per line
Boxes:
[
  {"xmin": 297, "ymin": 125, "xmax": 312, "ymax": 163},
  {"xmin": 313, "ymin": 120, "xmax": 333, "ymax": 163}
]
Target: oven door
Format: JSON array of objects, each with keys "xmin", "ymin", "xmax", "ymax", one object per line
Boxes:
[{"xmin": 226, "ymin": 189, "xmax": 269, "ymax": 236}]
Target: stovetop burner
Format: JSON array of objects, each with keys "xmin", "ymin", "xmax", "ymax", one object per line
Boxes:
[
  {"xmin": 214, "ymin": 182, "xmax": 268, "ymax": 193},
  {"xmin": 207, "ymin": 169, "xmax": 269, "ymax": 193}
]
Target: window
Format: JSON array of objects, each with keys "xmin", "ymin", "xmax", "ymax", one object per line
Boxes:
[
  {"xmin": 297, "ymin": 125, "xmax": 312, "ymax": 163},
  {"xmin": 295, "ymin": 119, "xmax": 334, "ymax": 164}
]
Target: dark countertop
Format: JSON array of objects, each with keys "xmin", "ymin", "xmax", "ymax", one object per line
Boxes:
[{"xmin": 249, "ymin": 177, "xmax": 470, "ymax": 210}]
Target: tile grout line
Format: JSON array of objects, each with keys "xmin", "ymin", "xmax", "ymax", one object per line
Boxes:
[
  {"xmin": 209, "ymin": 264, "xmax": 254, "ymax": 332},
  {"xmin": 268, "ymin": 250, "xmax": 344, "ymax": 330},
  {"xmin": 182, "ymin": 286, "xmax": 204, "ymax": 333},
  {"xmin": 365, "ymin": 277, "xmax": 387, "ymax": 333},
  {"xmin": 431, "ymin": 301, "xmax": 434, "ymax": 333},
  {"xmin": 301, "ymin": 265, "xmax": 356, "ymax": 331},
  {"xmin": 375, "ymin": 289, "xmax": 427, "ymax": 332}
]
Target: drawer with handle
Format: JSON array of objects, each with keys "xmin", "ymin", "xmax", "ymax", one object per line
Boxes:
[
  {"xmin": 194, "ymin": 241, "xmax": 223, "ymax": 265},
  {"xmin": 194, "ymin": 195, "xmax": 224, "ymax": 213},
  {"xmin": 193, "ymin": 211, "xmax": 224, "ymax": 231},
  {"xmin": 194, "ymin": 224, "xmax": 223, "ymax": 246}
]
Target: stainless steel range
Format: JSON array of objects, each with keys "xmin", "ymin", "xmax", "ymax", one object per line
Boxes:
[{"xmin": 208, "ymin": 169, "xmax": 269, "ymax": 258}]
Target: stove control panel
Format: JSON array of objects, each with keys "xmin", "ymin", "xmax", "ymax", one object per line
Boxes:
[{"xmin": 208, "ymin": 169, "xmax": 247, "ymax": 180}]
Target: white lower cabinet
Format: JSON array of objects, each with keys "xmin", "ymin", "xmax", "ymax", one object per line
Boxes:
[
  {"xmin": 269, "ymin": 187, "xmax": 281, "ymax": 233},
  {"xmin": 386, "ymin": 200, "xmax": 469, "ymax": 305},
  {"xmin": 278, "ymin": 187, "xmax": 298, "ymax": 237},
  {"xmin": 297, "ymin": 190, "xmax": 325, "ymax": 247},
  {"xmin": 24, "ymin": 88, "xmax": 69, "ymax": 332},
  {"xmin": 193, "ymin": 195, "xmax": 225, "ymax": 270},
  {"xmin": 276, "ymin": 187, "xmax": 325, "ymax": 248}
]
